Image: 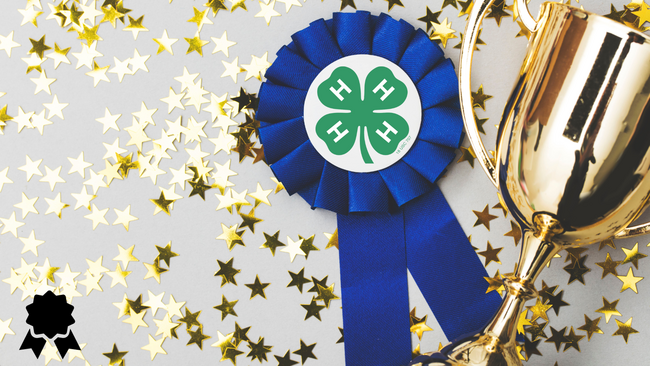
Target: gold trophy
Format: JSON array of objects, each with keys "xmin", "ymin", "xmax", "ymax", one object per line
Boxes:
[{"xmin": 411, "ymin": 1, "xmax": 650, "ymax": 365}]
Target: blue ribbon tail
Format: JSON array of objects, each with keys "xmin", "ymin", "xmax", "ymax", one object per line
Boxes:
[
  {"xmin": 339, "ymin": 211, "xmax": 412, "ymax": 366},
  {"xmin": 404, "ymin": 186, "xmax": 503, "ymax": 341}
]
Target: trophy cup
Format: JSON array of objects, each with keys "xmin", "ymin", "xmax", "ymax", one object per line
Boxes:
[{"xmin": 410, "ymin": 1, "xmax": 650, "ymax": 366}]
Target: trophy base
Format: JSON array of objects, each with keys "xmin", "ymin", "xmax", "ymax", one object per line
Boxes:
[{"xmin": 410, "ymin": 333, "xmax": 521, "ymax": 366}]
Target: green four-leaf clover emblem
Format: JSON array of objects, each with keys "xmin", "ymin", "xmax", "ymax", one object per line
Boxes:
[{"xmin": 316, "ymin": 66, "xmax": 409, "ymax": 164}]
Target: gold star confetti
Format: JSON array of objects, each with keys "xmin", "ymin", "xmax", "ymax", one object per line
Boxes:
[
  {"xmin": 617, "ymin": 267, "xmax": 643, "ymax": 293},
  {"xmin": 577, "ymin": 314, "xmax": 603, "ymax": 341},
  {"xmin": 613, "ymin": 317, "xmax": 639, "ymax": 343},
  {"xmin": 245, "ymin": 274, "xmax": 270, "ymax": 299},
  {"xmin": 154, "ymin": 30, "xmax": 177, "ymax": 55},
  {"xmin": 103, "ymin": 344, "xmax": 128, "ymax": 366},
  {"xmin": 621, "ymin": 242, "xmax": 647, "ymax": 268},
  {"xmin": 185, "ymin": 33, "xmax": 209, "ymax": 56},
  {"xmin": 478, "ymin": 241, "xmax": 502, "ymax": 266},
  {"xmin": 409, "ymin": 307, "xmax": 433, "ymax": 340},
  {"xmin": 429, "ymin": 18, "xmax": 457, "ymax": 48},
  {"xmin": 596, "ymin": 297, "xmax": 621, "ymax": 323}
]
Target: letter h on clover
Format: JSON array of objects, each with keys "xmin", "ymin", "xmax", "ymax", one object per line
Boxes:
[{"xmin": 316, "ymin": 66, "xmax": 409, "ymax": 164}]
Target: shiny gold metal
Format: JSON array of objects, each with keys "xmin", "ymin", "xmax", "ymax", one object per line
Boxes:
[{"xmin": 413, "ymin": 2, "xmax": 650, "ymax": 366}]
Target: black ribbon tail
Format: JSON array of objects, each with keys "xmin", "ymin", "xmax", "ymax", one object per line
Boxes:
[
  {"xmin": 54, "ymin": 331, "xmax": 81, "ymax": 358},
  {"xmin": 20, "ymin": 331, "xmax": 46, "ymax": 357}
]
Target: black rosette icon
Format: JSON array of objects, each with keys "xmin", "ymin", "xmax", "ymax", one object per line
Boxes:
[{"xmin": 20, "ymin": 291, "xmax": 80, "ymax": 358}]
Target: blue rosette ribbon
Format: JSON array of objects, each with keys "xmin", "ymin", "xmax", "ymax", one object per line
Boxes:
[{"xmin": 257, "ymin": 11, "xmax": 502, "ymax": 366}]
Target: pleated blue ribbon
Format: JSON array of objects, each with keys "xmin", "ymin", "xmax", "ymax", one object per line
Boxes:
[{"xmin": 257, "ymin": 11, "xmax": 502, "ymax": 366}]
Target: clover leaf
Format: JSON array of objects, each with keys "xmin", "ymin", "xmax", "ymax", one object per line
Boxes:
[{"xmin": 315, "ymin": 65, "xmax": 409, "ymax": 164}]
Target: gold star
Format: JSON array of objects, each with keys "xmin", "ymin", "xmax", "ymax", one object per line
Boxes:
[
  {"xmin": 595, "ymin": 252, "xmax": 620, "ymax": 278},
  {"xmin": 217, "ymin": 223, "xmax": 245, "ymax": 251},
  {"xmin": 107, "ymin": 263, "xmax": 131, "ymax": 288},
  {"xmin": 188, "ymin": 7, "xmax": 213, "ymax": 31},
  {"xmin": 340, "ymin": 0, "xmax": 356, "ymax": 10},
  {"xmin": 185, "ymin": 33, "xmax": 209, "ymax": 56},
  {"xmin": 472, "ymin": 205, "xmax": 498, "ymax": 230},
  {"xmin": 287, "ymin": 268, "xmax": 311, "ymax": 293},
  {"xmin": 115, "ymin": 152, "xmax": 139, "ymax": 177},
  {"xmin": 525, "ymin": 320, "xmax": 547, "ymax": 341},
  {"xmin": 178, "ymin": 307, "xmax": 202, "ymax": 329},
  {"xmin": 103, "ymin": 344, "xmax": 128, "ymax": 366},
  {"xmin": 30, "ymin": 70, "xmax": 56, "ymax": 95},
  {"xmin": 99, "ymin": 159, "xmax": 123, "ymax": 185},
  {"xmin": 29, "ymin": 36, "xmax": 51, "ymax": 59},
  {"xmin": 417, "ymin": 6, "xmax": 441, "ymax": 31},
  {"xmin": 617, "ymin": 267, "xmax": 643, "ymax": 293},
  {"xmin": 260, "ymin": 231, "xmax": 285, "ymax": 255},
  {"xmin": 214, "ymin": 295, "xmax": 238, "ymax": 320},
  {"xmin": 633, "ymin": 1, "xmax": 650, "ymax": 25},
  {"xmin": 281, "ymin": 236, "xmax": 305, "ymax": 262},
  {"xmin": 545, "ymin": 326, "xmax": 567, "ymax": 351},
  {"xmin": 596, "ymin": 297, "xmax": 621, "ymax": 323},
  {"xmin": 563, "ymin": 255, "xmax": 590, "ymax": 285},
  {"xmin": 457, "ymin": 145, "xmax": 476, "ymax": 167},
  {"xmin": 486, "ymin": 0, "xmax": 512, "ymax": 26},
  {"xmin": 478, "ymin": 242, "xmax": 502, "ymax": 266},
  {"xmin": 0, "ymin": 318, "xmax": 15, "ymax": 342},
  {"xmin": 563, "ymin": 326, "xmax": 584, "ymax": 352},
  {"xmin": 255, "ymin": 0, "xmax": 281, "ymax": 26},
  {"xmin": 293, "ymin": 340, "xmax": 317, "ymax": 364},
  {"xmin": 409, "ymin": 308, "xmax": 433, "ymax": 340},
  {"xmin": 44, "ymin": 192, "xmax": 69, "ymax": 218},
  {"xmin": 215, "ymin": 258, "xmax": 240, "ymax": 286},
  {"xmin": 429, "ymin": 18, "xmax": 457, "ymax": 48},
  {"xmin": 527, "ymin": 298, "xmax": 552, "ymax": 322},
  {"xmin": 0, "ymin": 31, "xmax": 21, "ymax": 57},
  {"xmin": 118, "ymin": 308, "xmax": 149, "ymax": 334},
  {"xmin": 324, "ymin": 230, "xmax": 338, "ymax": 250},
  {"xmin": 599, "ymin": 237, "xmax": 616, "ymax": 250},
  {"xmin": 621, "ymin": 242, "xmax": 647, "ymax": 269},
  {"xmin": 71, "ymin": 186, "xmax": 96, "ymax": 210},
  {"xmin": 114, "ymin": 244, "xmax": 138, "ymax": 269},
  {"xmin": 156, "ymin": 241, "xmax": 178, "ymax": 267},
  {"xmin": 385, "ymin": 0, "xmax": 404, "ymax": 11},
  {"xmin": 205, "ymin": 0, "xmax": 228, "ymax": 16},
  {"xmin": 84, "ymin": 204, "xmax": 109, "ymax": 230},
  {"xmin": 153, "ymin": 30, "xmax": 177, "ymax": 55},
  {"xmin": 247, "ymin": 336, "xmax": 273, "ymax": 362},
  {"xmin": 229, "ymin": 0, "xmax": 247, "ymax": 12},
  {"xmin": 221, "ymin": 57, "xmax": 244, "ymax": 83},
  {"xmin": 300, "ymin": 297, "xmax": 325, "ymax": 320},
  {"xmin": 141, "ymin": 334, "xmax": 166, "ymax": 360},
  {"xmin": 503, "ymin": 221, "xmax": 522, "ymax": 245},
  {"xmin": 153, "ymin": 314, "xmax": 180, "ymax": 340},
  {"xmin": 472, "ymin": 85, "xmax": 492, "ymax": 110},
  {"xmin": 123, "ymin": 15, "xmax": 148, "ymax": 39},
  {"xmin": 113, "ymin": 205, "xmax": 138, "ymax": 231},
  {"xmin": 484, "ymin": 270, "xmax": 504, "ymax": 294},
  {"xmin": 613, "ymin": 317, "xmax": 639, "ymax": 343},
  {"xmin": 222, "ymin": 344, "xmax": 245, "ymax": 364},
  {"xmin": 239, "ymin": 208, "xmax": 263, "ymax": 233},
  {"xmin": 577, "ymin": 314, "xmax": 603, "ymax": 341},
  {"xmin": 187, "ymin": 325, "xmax": 211, "ymax": 350},
  {"xmin": 14, "ymin": 192, "xmax": 39, "ymax": 219},
  {"xmin": 19, "ymin": 6, "xmax": 43, "ymax": 27},
  {"xmin": 458, "ymin": 0, "xmax": 474, "ymax": 17},
  {"xmin": 78, "ymin": 24, "xmax": 103, "ymax": 45},
  {"xmin": 67, "ymin": 151, "xmax": 93, "ymax": 178},
  {"xmin": 245, "ymin": 275, "xmax": 270, "ymax": 299},
  {"xmin": 143, "ymin": 258, "xmax": 168, "ymax": 283},
  {"xmin": 316, "ymin": 283, "xmax": 339, "ymax": 308}
]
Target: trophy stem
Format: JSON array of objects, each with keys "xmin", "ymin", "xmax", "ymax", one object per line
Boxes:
[
  {"xmin": 422, "ymin": 214, "xmax": 566, "ymax": 366},
  {"xmin": 482, "ymin": 227, "xmax": 563, "ymax": 345}
]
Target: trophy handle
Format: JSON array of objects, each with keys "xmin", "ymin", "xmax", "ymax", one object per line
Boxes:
[
  {"xmin": 616, "ymin": 222, "xmax": 650, "ymax": 239},
  {"xmin": 459, "ymin": 0, "xmax": 540, "ymax": 188}
]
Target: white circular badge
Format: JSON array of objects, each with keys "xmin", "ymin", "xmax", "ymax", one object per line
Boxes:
[{"xmin": 304, "ymin": 55, "xmax": 421, "ymax": 173}]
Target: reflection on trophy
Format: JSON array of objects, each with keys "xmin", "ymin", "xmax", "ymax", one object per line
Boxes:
[{"xmin": 411, "ymin": 1, "xmax": 650, "ymax": 366}]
